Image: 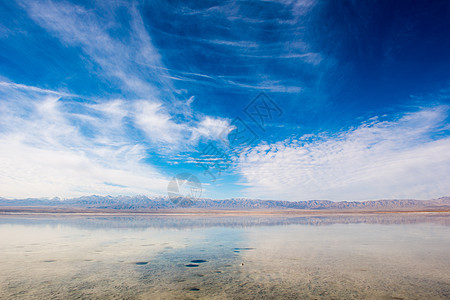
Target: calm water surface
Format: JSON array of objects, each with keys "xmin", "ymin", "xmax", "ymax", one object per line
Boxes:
[{"xmin": 0, "ymin": 213, "xmax": 449, "ymax": 299}]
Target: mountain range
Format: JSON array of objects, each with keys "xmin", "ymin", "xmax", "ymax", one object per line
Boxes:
[{"xmin": 0, "ymin": 195, "xmax": 449, "ymax": 212}]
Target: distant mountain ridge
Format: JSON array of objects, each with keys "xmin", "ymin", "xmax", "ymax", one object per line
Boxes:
[{"xmin": 0, "ymin": 195, "xmax": 449, "ymax": 211}]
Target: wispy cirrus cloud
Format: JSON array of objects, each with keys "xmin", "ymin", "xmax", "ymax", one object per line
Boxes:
[
  {"xmin": 17, "ymin": 0, "xmax": 171, "ymax": 96},
  {"xmin": 237, "ymin": 106, "xmax": 450, "ymax": 201},
  {"xmin": 138, "ymin": 0, "xmax": 323, "ymax": 96},
  {"xmin": 10, "ymin": 0, "xmax": 233, "ymax": 144},
  {"xmin": 0, "ymin": 81, "xmax": 75, "ymax": 96}
]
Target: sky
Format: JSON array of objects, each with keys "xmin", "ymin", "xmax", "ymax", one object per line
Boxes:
[{"xmin": 0, "ymin": 0, "xmax": 450, "ymax": 201}]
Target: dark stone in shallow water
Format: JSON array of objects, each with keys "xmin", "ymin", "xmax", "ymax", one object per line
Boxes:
[
  {"xmin": 190, "ymin": 288, "xmax": 200, "ymax": 291},
  {"xmin": 190, "ymin": 259, "xmax": 207, "ymax": 263},
  {"xmin": 135, "ymin": 262, "xmax": 148, "ymax": 265},
  {"xmin": 185, "ymin": 264, "xmax": 199, "ymax": 267}
]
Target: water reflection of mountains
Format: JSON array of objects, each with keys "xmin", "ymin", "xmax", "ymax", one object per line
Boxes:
[{"xmin": 1, "ymin": 214, "xmax": 448, "ymax": 230}]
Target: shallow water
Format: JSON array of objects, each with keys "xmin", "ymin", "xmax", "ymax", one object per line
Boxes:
[{"xmin": 0, "ymin": 213, "xmax": 449, "ymax": 299}]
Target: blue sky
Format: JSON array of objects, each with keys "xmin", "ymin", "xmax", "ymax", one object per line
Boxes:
[{"xmin": 0, "ymin": 0, "xmax": 450, "ymax": 201}]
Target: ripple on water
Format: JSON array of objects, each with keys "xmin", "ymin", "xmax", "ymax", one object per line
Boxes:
[{"xmin": 135, "ymin": 262, "xmax": 148, "ymax": 265}]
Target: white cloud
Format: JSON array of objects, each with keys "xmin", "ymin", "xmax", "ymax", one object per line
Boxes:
[
  {"xmin": 0, "ymin": 81, "xmax": 233, "ymax": 198},
  {"xmin": 237, "ymin": 106, "xmax": 450, "ymax": 201},
  {"xmin": 134, "ymin": 100, "xmax": 187, "ymax": 146},
  {"xmin": 190, "ymin": 116, "xmax": 233, "ymax": 143},
  {"xmin": 0, "ymin": 138, "xmax": 167, "ymax": 198},
  {"xmin": 0, "ymin": 84, "xmax": 169, "ymax": 198},
  {"xmin": 133, "ymin": 102, "xmax": 233, "ymax": 150}
]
